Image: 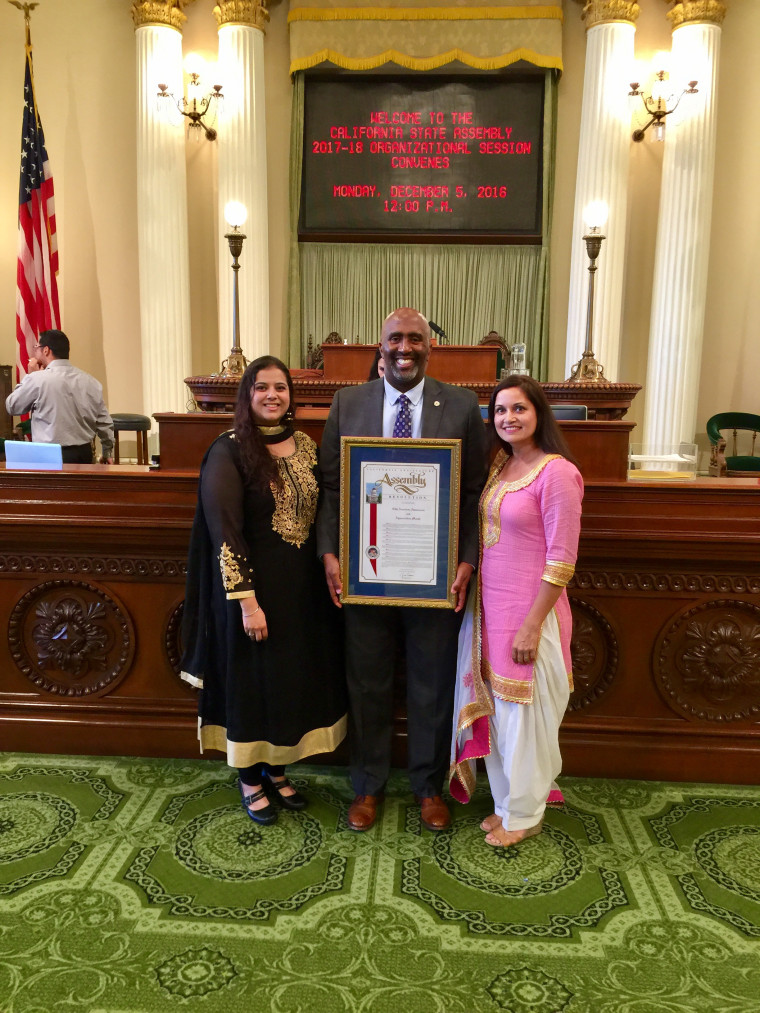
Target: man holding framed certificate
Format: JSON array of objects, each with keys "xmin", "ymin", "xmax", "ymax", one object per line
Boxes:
[{"xmin": 317, "ymin": 308, "xmax": 487, "ymax": 831}]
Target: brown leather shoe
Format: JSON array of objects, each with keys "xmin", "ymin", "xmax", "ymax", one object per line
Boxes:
[
  {"xmin": 417, "ymin": 795, "xmax": 451, "ymax": 831},
  {"xmin": 347, "ymin": 794, "xmax": 381, "ymax": 831}
]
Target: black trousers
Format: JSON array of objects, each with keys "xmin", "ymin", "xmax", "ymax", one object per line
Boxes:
[
  {"xmin": 61, "ymin": 443, "xmax": 94, "ymax": 464},
  {"xmin": 238, "ymin": 763, "xmax": 285, "ymax": 784},
  {"xmin": 344, "ymin": 603, "xmax": 463, "ymax": 798}
]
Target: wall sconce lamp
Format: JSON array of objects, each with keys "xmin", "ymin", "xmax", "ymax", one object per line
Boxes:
[
  {"xmin": 567, "ymin": 201, "xmax": 609, "ymax": 384},
  {"xmin": 629, "ymin": 56, "xmax": 698, "ymax": 143},
  {"xmin": 157, "ymin": 54, "xmax": 223, "ymax": 142},
  {"xmin": 220, "ymin": 201, "xmax": 249, "ymax": 379}
]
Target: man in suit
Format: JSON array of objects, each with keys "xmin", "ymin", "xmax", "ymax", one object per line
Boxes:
[{"xmin": 317, "ymin": 307, "xmax": 487, "ymax": 831}]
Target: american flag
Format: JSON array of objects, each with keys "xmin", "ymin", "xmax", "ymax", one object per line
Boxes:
[{"xmin": 16, "ymin": 41, "xmax": 60, "ymax": 381}]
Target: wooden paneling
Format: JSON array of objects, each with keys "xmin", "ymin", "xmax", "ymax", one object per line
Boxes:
[{"xmin": 0, "ymin": 465, "xmax": 758, "ymax": 784}]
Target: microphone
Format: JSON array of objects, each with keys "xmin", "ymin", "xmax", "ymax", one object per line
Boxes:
[{"xmin": 428, "ymin": 320, "xmax": 448, "ymax": 342}]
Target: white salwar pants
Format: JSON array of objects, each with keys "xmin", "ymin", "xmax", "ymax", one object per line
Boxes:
[{"xmin": 484, "ymin": 609, "xmax": 570, "ymax": 831}]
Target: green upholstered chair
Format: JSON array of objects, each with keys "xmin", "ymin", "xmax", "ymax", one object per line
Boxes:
[
  {"xmin": 111, "ymin": 413, "xmax": 151, "ymax": 465},
  {"xmin": 706, "ymin": 412, "xmax": 760, "ymax": 475}
]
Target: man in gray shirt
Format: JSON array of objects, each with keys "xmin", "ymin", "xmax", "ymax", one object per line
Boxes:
[{"xmin": 5, "ymin": 329, "xmax": 114, "ymax": 464}]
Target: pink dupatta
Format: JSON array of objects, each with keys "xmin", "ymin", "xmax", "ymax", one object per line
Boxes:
[{"xmin": 448, "ymin": 576, "xmax": 494, "ymax": 803}]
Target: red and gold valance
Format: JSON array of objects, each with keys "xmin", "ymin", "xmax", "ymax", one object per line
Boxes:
[{"xmin": 288, "ymin": 0, "xmax": 563, "ymax": 74}]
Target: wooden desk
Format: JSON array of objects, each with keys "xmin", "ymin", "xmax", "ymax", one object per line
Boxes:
[
  {"xmin": 0, "ymin": 467, "xmax": 757, "ymax": 783},
  {"xmin": 155, "ymin": 412, "xmax": 635, "ymax": 483}
]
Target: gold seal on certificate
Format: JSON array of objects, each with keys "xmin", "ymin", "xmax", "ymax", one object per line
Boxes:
[{"xmin": 340, "ymin": 437, "xmax": 461, "ymax": 607}]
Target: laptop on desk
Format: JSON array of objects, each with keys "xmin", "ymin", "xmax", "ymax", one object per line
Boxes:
[{"xmin": 4, "ymin": 440, "xmax": 63, "ymax": 470}]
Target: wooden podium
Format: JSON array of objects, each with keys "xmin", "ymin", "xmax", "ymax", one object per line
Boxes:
[{"xmin": 321, "ymin": 343, "xmax": 499, "ymax": 384}]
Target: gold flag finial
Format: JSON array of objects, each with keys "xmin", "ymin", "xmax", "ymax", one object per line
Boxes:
[{"xmin": 8, "ymin": 1, "xmax": 38, "ymax": 46}]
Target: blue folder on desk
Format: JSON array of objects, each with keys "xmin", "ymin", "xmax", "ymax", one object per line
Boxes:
[{"xmin": 4, "ymin": 440, "xmax": 63, "ymax": 470}]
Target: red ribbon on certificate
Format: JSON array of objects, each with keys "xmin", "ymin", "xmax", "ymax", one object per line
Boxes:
[{"xmin": 369, "ymin": 499, "xmax": 378, "ymax": 574}]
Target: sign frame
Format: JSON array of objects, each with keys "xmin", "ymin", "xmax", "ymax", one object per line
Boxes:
[{"xmin": 339, "ymin": 436, "xmax": 461, "ymax": 607}]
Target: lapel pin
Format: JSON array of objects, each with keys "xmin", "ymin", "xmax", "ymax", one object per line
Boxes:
[{"xmin": 434, "ymin": 400, "xmax": 440, "ymax": 407}]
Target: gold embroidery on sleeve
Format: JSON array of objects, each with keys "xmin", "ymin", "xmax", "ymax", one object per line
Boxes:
[
  {"xmin": 218, "ymin": 542, "xmax": 243, "ymax": 591},
  {"xmin": 270, "ymin": 431, "xmax": 319, "ymax": 548},
  {"xmin": 542, "ymin": 560, "xmax": 575, "ymax": 587}
]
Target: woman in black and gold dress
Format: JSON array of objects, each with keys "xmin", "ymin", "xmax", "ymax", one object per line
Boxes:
[{"xmin": 181, "ymin": 356, "xmax": 346, "ymax": 824}]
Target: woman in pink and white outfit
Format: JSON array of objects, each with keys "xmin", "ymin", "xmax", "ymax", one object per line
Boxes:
[{"xmin": 450, "ymin": 375, "xmax": 583, "ymax": 847}]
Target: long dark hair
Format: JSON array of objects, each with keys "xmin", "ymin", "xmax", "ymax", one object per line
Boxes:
[
  {"xmin": 367, "ymin": 347, "xmax": 383, "ymax": 381},
  {"xmin": 233, "ymin": 356, "xmax": 295, "ymax": 488},
  {"xmin": 488, "ymin": 375, "xmax": 577, "ymax": 464}
]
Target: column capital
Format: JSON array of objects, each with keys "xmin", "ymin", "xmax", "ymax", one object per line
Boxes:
[
  {"xmin": 131, "ymin": 1, "xmax": 189, "ymax": 31},
  {"xmin": 666, "ymin": 1, "xmax": 727, "ymax": 30},
  {"xmin": 213, "ymin": 0, "xmax": 269, "ymax": 32},
  {"xmin": 573, "ymin": 1, "xmax": 640, "ymax": 30}
]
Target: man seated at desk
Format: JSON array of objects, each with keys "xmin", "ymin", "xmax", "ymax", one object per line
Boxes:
[{"xmin": 5, "ymin": 329, "xmax": 114, "ymax": 464}]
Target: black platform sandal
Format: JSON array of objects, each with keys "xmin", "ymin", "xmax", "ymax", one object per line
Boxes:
[
  {"xmin": 238, "ymin": 779, "xmax": 278, "ymax": 825},
  {"xmin": 263, "ymin": 772, "xmax": 308, "ymax": 811}
]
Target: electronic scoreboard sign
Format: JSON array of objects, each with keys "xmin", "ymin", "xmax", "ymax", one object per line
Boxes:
[{"xmin": 300, "ymin": 76, "xmax": 544, "ymax": 239}]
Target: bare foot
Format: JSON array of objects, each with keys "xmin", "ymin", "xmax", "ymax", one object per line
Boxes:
[
  {"xmin": 480, "ymin": 814, "xmax": 502, "ymax": 833},
  {"xmin": 484, "ymin": 821, "xmax": 542, "ymax": 847}
]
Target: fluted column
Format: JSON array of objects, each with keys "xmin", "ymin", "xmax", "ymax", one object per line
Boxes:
[
  {"xmin": 216, "ymin": 0, "xmax": 270, "ymax": 366},
  {"xmin": 132, "ymin": 2, "xmax": 192, "ymax": 423},
  {"xmin": 565, "ymin": 1, "xmax": 639, "ymax": 381},
  {"xmin": 643, "ymin": 0, "xmax": 726, "ymax": 447}
]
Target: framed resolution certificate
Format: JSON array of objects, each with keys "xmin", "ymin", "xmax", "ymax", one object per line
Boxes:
[{"xmin": 339, "ymin": 437, "xmax": 461, "ymax": 607}]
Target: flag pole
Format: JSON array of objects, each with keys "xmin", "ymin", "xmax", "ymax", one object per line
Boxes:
[{"xmin": 11, "ymin": 0, "xmax": 61, "ymax": 383}]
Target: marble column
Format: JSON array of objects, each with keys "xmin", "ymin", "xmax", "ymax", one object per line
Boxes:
[
  {"xmin": 565, "ymin": 1, "xmax": 639, "ymax": 382},
  {"xmin": 132, "ymin": 1, "xmax": 192, "ymax": 423},
  {"xmin": 642, "ymin": 0, "xmax": 726, "ymax": 447},
  {"xmin": 215, "ymin": 0, "xmax": 270, "ymax": 367}
]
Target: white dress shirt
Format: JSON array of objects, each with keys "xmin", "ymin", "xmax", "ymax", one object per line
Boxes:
[
  {"xmin": 382, "ymin": 377, "xmax": 425, "ymax": 438},
  {"xmin": 5, "ymin": 358, "xmax": 114, "ymax": 456}
]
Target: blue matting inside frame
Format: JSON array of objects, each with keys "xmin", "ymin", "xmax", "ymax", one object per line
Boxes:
[{"xmin": 345, "ymin": 442, "xmax": 455, "ymax": 602}]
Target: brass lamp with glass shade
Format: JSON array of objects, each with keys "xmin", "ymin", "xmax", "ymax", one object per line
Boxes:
[
  {"xmin": 184, "ymin": 201, "xmax": 252, "ymax": 409},
  {"xmin": 220, "ymin": 201, "xmax": 249, "ymax": 379},
  {"xmin": 567, "ymin": 200, "xmax": 610, "ymax": 384}
]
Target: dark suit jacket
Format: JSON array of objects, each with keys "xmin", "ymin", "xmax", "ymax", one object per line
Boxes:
[{"xmin": 316, "ymin": 376, "xmax": 488, "ymax": 569}]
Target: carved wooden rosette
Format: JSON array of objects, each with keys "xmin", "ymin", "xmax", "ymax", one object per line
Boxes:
[
  {"xmin": 131, "ymin": 0, "xmax": 189, "ymax": 31},
  {"xmin": 667, "ymin": 1, "xmax": 727, "ymax": 30},
  {"xmin": 654, "ymin": 600, "xmax": 760, "ymax": 722},
  {"xmin": 213, "ymin": 0, "xmax": 269, "ymax": 31},
  {"xmin": 568, "ymin": 598, "xmax": 619, "ymax": 710},
  {"xmin": 574, "ymin": 0, "xmax": 640, "ymax": 29},
  {"xmin": 9, "ymin": 581, "xmax": 136, "ymax": 698}
]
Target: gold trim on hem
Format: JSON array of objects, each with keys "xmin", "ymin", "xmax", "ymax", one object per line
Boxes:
[
  {"xmin": 227, "ymin": 589, "xmax": 256, "ymax": 600},
  {"xmin": 290, "ymin": 47, "xmax": 562, "ymax": 74},
  {"xmin": 486, "ymin": 666, "xmax": 535, "ymax": 704},
  {"xmin": 288, "ymin": 6, "xmax": 564, "ymax": 23},
  {"xmin": 199, "ymin": 715, "xmax": 347, "ymax": 766},
  {"xmin": 180, "ymin": 670, "xmax": 204, "ymax": 689}
]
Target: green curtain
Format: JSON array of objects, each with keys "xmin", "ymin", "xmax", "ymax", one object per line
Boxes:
[
  {"xmin": 288, "ymin": 70, "xmax": 558, "ymax": 379},
  {"xmin": 299, "ymin": 241, "xmax": 546, "ymax": 352}
]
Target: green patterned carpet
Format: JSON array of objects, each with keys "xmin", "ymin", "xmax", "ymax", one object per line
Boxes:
[{"xmin": 1, "ymin": 754, "xmax": 759, "ymax": 1012}]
